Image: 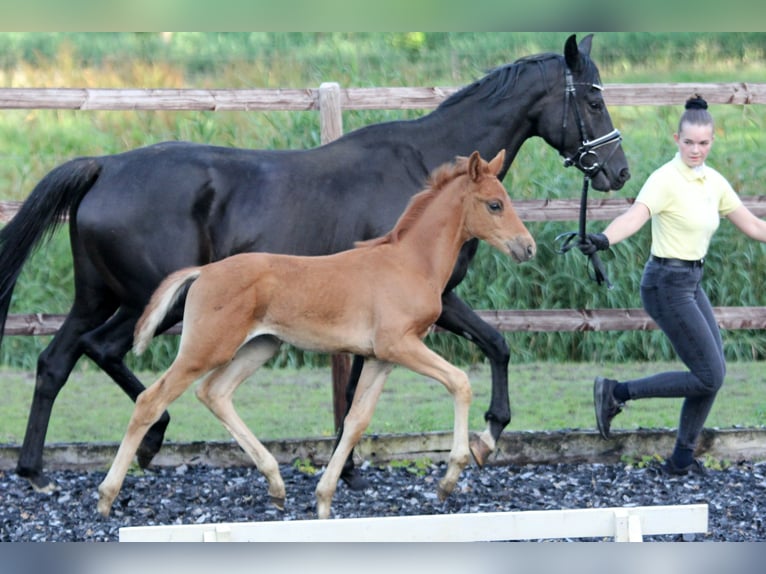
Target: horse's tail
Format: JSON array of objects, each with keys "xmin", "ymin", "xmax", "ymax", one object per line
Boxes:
[
  {"xmin": 133, "ymin": 267, "xmax": 202, "ymax": 356},
  {"xmin": 0, "ymin": 158, "xmax": 102, "ymax": 349}
]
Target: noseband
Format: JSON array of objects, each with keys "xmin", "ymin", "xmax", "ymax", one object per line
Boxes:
[{"xmin": 556, "ymin": 68, "xmax": 621, "ymax": 288}]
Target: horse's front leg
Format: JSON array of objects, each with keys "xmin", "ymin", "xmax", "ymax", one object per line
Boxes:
[
  {"xmin": 315, "ymin": 359, "xmax": 392, "ymax": 519},
  {"xmin": 336, "ymin": 355, "xmax": 371, "ymax": 491},
  {"xmin": 436, "ymin": 290, "xmax": 509, "ymax": 467}
]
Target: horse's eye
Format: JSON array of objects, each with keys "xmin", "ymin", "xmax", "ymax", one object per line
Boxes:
[{"xmin": 487, "ymin": 200, "xmax": 503, "ymax": 213}]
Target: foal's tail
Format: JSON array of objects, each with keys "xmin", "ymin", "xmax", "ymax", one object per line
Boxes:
[
  {"xmin": 0, "ymin": 158, "xmax": 102, "ymax": 349},
  {"xmin": 133, "ymin": 267, "xmax": 202, "ymax": 356}
]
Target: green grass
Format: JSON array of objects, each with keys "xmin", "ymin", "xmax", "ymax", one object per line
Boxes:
[{"xmin": 1, "ymin": 359, "xmax": 764, "ymax": 445}]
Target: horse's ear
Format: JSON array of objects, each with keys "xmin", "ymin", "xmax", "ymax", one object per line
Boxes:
[
  {"xmin": 579, "ymin": 34, "xmax": 594, "ymax": 56},
  {"xmin": 564, "ymin": 33, "xmax": 586, "ymax": 72},
  {"xmin": 488, "ymin": 149, "xmax": 505, "ymax": 176},
  {"xmin": 468, "ymin": 151, "xmax": 482, "ymax": 182}
]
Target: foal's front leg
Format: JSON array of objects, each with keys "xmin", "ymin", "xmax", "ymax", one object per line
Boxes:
[
  {"xmin": 315, "ymin": 358, "xmax": 393, "ymax": 519},
  {"xmin": 437, "ymin": 291, "xmax": 509, "ymax": 467},
  {"xmin": 384, "ymin": 337, "xmax": 473, "ymax": 500}
]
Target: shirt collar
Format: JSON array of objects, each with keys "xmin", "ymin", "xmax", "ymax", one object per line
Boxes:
[{"xmin": 673, "ymin": 152, "xmax": 706, "ymax": 181}]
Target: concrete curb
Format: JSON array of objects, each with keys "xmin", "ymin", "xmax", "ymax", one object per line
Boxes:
[{"xmin": 2, "ymin": 427, "xmax": 765, "ymax": 472}]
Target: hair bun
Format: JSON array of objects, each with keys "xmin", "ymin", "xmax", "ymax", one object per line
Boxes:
[{"xmin": 685, "ymin": 95, "xmax": 708, "ymax": 110}]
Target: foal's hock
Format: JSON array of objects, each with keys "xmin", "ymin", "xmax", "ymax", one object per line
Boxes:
[{"xmin": 97, "ymin": 150, "xmax": 536, "ymax": 520}]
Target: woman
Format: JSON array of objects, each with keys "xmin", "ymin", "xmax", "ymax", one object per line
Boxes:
[{"xmin": 580, "ymin": 95, "xmax": 766, "ymax": 475}]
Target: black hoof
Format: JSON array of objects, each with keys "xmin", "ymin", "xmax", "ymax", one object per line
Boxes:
[
  {"xmin": 136, "ymin": 416, "xmax": 170, "ymax": 469},
  {"xmin": 17, "ymin": 468, "xmax": 59, "ymax": 494},
  {"xmin": 340, "ymin": 467, "xmax": 370, "ymax": 491}
]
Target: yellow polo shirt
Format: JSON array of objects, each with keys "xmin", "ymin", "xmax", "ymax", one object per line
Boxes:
[{"xmin": 635, "ymin": 153, "xmax": 742, "ymax": 261}]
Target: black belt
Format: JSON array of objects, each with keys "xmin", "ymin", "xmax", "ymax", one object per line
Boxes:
[{"xmin": 650, "ymin": 255, "xmax": 705, "ymax": 268}]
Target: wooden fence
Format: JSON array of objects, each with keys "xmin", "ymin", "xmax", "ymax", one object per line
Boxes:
[
  {"xmin": 3, "ymin": 81, "xmax": 766, "ymax": 337},
  {"xmin": 4, "ymin": 80, "xmax": 766, "ymax": 427}
]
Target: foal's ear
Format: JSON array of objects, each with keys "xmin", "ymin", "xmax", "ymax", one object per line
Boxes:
[
  {"xmin": 468, "ymin": 150, "xmax": 482, "ymax": 182},
  {"xmin": 488, "ymin": 149, "xmax": 505, "ymax": 176}
]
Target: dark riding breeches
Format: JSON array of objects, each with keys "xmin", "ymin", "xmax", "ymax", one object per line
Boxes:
[{"xmin": 623, "ymin": 258, "xmax": 725, "ymax": 452}]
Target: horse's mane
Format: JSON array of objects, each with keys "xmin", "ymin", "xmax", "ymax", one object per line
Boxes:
[
  {"xmin": 355, "ymin": 157, "xmax": 471, "ymax": 249},
  {"xmin": 440, "ymin": 52, "xmax": 563, "ymax": 109}
]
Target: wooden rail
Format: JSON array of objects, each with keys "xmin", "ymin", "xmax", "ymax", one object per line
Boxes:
[
  {"xmin": 1, "ymin": 82, "xmax": 765, "ymax": 111},
  {"xmin": 118, "ymin": 503, "xmax": 709, "ymax": 542},
  {"xmin": 6, "ymin": 196, "xmax": 766, "ymax": 225},
  {"xmin": 7, "ymin": 306, "xmax": 766, "ymax": 337},
  {"xmin": 3, "ymin": 81, "xmax": 766, "ymax": 338}
]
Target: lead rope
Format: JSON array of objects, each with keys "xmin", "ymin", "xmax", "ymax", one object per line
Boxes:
[{"xmin": 556, "ymin": 173, "xmax": 613, "ymax": 289}]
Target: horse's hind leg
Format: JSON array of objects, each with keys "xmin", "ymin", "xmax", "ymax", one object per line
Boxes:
[
  {"xmin": 97, "ymin": 361, "xmax": 201, "ymax": 517},
  {"xmin": 316, "ymin": 358, "xmax": 393, "ymax": 519},
  {"xmin": 16, "ymin": 302, "xmax": 117, "ymax": 492},
  {"xmin": 195, "ymin": 336, "xmax": 286, "ymax": 509},
  {"xmin": 79, "ymin": 306, "xmax": 172, "ymax": 468}
]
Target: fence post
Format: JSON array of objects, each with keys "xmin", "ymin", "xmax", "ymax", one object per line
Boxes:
[{"xmin": 318, "ymin": 82, "xmax": 351, "ymax": 432}]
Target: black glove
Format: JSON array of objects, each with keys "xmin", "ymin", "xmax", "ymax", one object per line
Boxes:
[{"xmin": 578, "ymin": 232, "xmax": 610, "ymax": 256}]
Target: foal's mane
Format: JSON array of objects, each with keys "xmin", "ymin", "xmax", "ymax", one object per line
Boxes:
[{"xmin": 355, "ymin": 157, "xmax": 471, "ymax": 249}]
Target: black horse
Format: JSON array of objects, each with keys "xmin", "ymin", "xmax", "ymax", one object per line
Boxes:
[{"xmin": 0, "ymin": 34, "xmax": 629, "ymax": 492}]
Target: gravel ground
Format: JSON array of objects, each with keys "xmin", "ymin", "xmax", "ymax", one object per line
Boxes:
[{"xmin": 1, "ymin": 459, "xmax": 764, "ymax": 542}]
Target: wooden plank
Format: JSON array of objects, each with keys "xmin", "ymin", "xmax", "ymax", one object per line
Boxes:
[
  {"xmin": 0, "ymin": 83, "xmax": 765, "ymax": 112},
  {"xmin": 7, "ymin": 307, "xmax": 766, "ymax": 337},
  {"xmin": 604, "ymin": 82, "xmax": 766, "ymax": 106},
  {"xmin": 5, "ymin": 197, "xmax": 766, "ymax": 224},
  {"xmin": 118, "ymin": 503, "xmax": 708, "ymax": 542}
]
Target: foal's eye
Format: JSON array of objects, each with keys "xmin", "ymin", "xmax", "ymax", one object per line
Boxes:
[{"xmin": 486, "ymin": 200, "xmax": 503, "ymax": 213}]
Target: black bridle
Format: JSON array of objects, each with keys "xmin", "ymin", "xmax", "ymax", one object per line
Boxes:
[{"xmin": 556, "ymin": 68, "xmax": 622, "ymax": 288}]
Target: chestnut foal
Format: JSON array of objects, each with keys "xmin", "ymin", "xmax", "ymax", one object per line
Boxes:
[{"xmin": 97, "ymin": 149, "xmax": 535, "ymax": 520}]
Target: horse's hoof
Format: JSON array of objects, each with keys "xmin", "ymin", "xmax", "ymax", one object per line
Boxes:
[
  {"xmin": 469, "ymin": 434, "xmax": 493, "ymax": 468},
  {"xmin": 137, "ymin": 417, "xmax": 170, "ymax": 469},
  {"xmin": 340, "ymin": 468, "xmax": 370, "ymax": 491},
  {"xmin": 17, "ymin": 469, "xmax": 59, "ymax": 494},
  {"xmin": 270, "ymin": 495, "xmax": 285, "ymax": 511},
  {"xmin": 136, "ymin": 447, "xmax": 156, "ymax": 470}
]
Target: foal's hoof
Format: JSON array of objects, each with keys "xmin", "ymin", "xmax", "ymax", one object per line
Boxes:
[
  {"xmin": 436, "ymin": 483, "xmax": 453, "ymax": 502},
  {"xmin": 270, "ymin": 495, "xmax": 286, "ymax": 511},
  {"xmin": 17, "ymin": 468, "xmax": 59, "ymax": 494},
  {"xmin": 469, "ymin": 434, "xmax": 493, "ymax": 468},
  {"xmin": 97, "ymin": 499, "xmax": 113, "ymax": 518},
  {"xmin": 340, "ymin": 467, "xmax": 371, "ymax": 491}
]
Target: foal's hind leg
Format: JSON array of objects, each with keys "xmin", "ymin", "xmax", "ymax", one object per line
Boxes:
[
  {"xmin": 97, "ymin": 361, "xmax": 202, "ymax": 517},
  {"xmin": 195, "ymin": 336, "xmax": 286, "ymax": 510},
  {"xmin": 80, "ymin": 307, "xmax": 172, "ymax": 469}
]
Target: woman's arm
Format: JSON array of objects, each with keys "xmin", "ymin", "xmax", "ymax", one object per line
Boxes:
[
  {"xmin": 602, "ymin": 201, "xmax": 651, "ymax": 246},
  {"xmin": 726, "ymin": 205, "xmax": 766, "ymax": 242}
]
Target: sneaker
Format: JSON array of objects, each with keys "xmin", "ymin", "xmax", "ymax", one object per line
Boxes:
[
  {"xmin": 648, "ymin": 458, "xmax": 707, "ymax": 477},
  {"xmin": 593, "ymin": 376, "xmax": 624, "ymax": 439}
]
